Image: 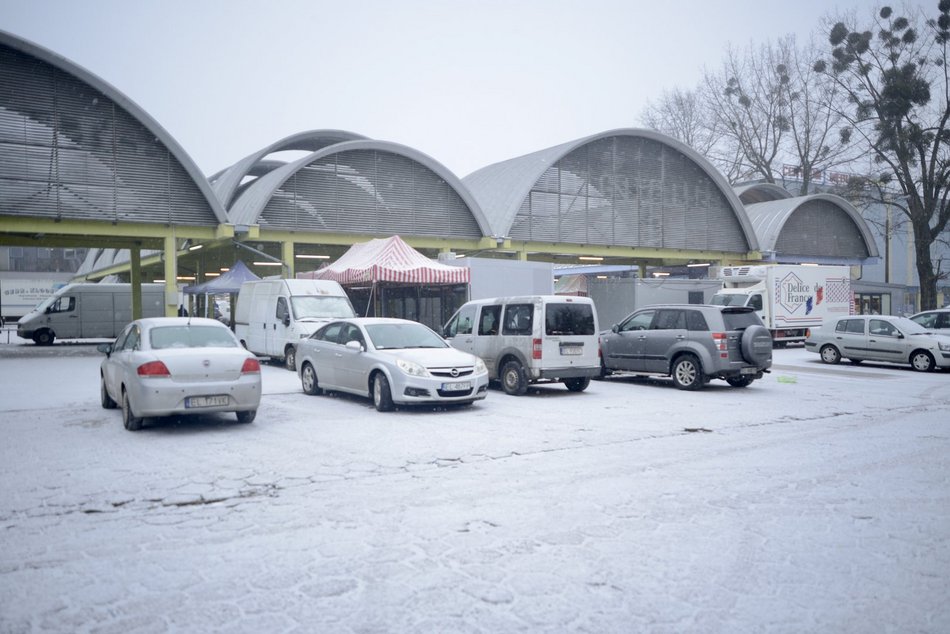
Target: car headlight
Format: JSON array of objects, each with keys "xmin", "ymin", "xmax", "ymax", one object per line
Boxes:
[
  {"xmin": 474, "ymin": 358, "xmax": 487, "ymax": 374},
  {"xmin": 938, "ymin": 342, "xmax": 950, "ymax": 352},
  {"xmin": 396, "ymin": 359, "xmax": 430, "ymax": 377}
]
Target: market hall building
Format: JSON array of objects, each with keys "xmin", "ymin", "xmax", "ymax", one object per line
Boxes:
[{"xmin": 0, "ymin": 29, "xmax": 880, "ymax": 324}]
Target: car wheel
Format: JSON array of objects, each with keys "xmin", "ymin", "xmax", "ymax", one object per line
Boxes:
[
  {"xmin": 373, "ymin": 373, "xmax": 394, "ymax": 412},
  {"xmin": 285, "ymin": 346, "xmax": 297, "ymax": 371},
  {"xmin": 301, "ymin": 362, "xmax": 323, "ymax": 395},
  {"xmin": 122, "ymin": 390, "xmax": 143, "ymax": 431},
  {"xmin": 500, "ymin": 359, "xmax": 528, "ymax": 396},
  {"xmin": 726, "ymin": 375, "xmax": 754, "ymax": 388},
  {"xmin": 100, "ymin": 376, "xmax": 117, "ymax": 409},
  {"xmin": 236, "ymin": 410, "xmax": 256, "ymax": 424},
  {"xmin": 910, "ymin": 350, "xmax": 935, "ymax": 372},
  {"xmin": 671, "ymin": 354, "xmax": 703, "ymax": 391},
  {"xmin": 33, "ymin": 329, "xmax": 54, "ymax": 346},
  {"xmin": 564, "ymin": 376, "xmax": 591, "ymax": 392},
  {"xmin": 819, "ymin": 344, "xmax": 841, "ymax": 364},
  {"xmin": 739, "ymin": 324, "xmax": 772, "ymax": 366}
]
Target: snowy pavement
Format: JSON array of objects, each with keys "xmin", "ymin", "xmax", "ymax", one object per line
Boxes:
[{"xmin": 0, "ymin": 342, "xmax": 949, "ymax": 632}]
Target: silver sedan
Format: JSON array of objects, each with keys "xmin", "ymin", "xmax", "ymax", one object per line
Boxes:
[
  {"xmin": 296, "ymin": 318, "xmax": 489, "ymax": 411},
  {"xmin": 804, "ymin": 314, "xmax": 950, "ymax": 372},
  {"xmin": 99, "ymin": 317, "xmax": 262, "ymax": 430}
]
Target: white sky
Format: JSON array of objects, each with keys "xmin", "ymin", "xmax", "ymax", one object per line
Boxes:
[{"xmin": 1, "ymin": 0, "xmax": 932, "ymax": 178}]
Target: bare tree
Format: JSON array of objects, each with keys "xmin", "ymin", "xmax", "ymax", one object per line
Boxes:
[{"xmin": 815, "ymin": 3, "xmax": 950, "ymax": 309}]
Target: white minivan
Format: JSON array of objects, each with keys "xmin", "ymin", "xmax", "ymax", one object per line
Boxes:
[
  {"xmin": 443, "ymin": 295, "xmax": 600, "ymax": 395},
  {"xmin": 234, "ymin": 279, "xmax": 356, "ymax": 370}
]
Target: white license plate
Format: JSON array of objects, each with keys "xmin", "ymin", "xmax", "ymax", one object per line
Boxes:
[
  {"xmin": 441, "ymin": 381, "xmax": 471, "ymax": 392},
  {"xmin": 740, "ymin": 367, "xmax": 758, "ymax": 375},
  {"xmin": 561, "ymin": 346, "xmax": 582, "ymax": 356},
  {"xmin": 186, "ymin": 395, "xmax": 229, "ymax": 408}
]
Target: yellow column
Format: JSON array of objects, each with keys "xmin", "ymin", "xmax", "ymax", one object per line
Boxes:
[
  {"xmin": 163, "ymin": 235, "xmax": 178, "ymax": 317},
  {"xmin": 282, "ymin": 241, "xmax": 295, "ymax": 278}
]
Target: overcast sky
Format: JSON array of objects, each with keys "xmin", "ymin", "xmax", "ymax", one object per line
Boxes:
[{"xmin": 1, "ymin": 0, "xmax": 934, "ymax": 179}]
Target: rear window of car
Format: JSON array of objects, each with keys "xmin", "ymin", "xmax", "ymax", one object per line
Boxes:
[
  {"xmin": 545, "ymin": 303, "xmax": 595, "ymax": 336},
  {"xmin": 150, "ymin": 325, "xmax": 237, "ymax": 349},
  {"xmin": 721, "ymin": 310, "xmax": 761, "ymax": 331}
]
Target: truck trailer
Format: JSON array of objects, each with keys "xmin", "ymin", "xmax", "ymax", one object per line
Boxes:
[{"xmin": 711, "ymin": 265, "xmax": 853, "ymax": 345}]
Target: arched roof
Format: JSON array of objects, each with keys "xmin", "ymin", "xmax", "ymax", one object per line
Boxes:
[
  {"xmin": 227, "ymin": 139, "xmax": 491, "ymax": 238},
  {"xmin": 734, "ymin": 182, "xmax": 794, "ymax": 205},
  {"xmin": 0, "ymin": 30, "xmax": 227, "ymax": 226},
  {"xmin": 463, "ymin": 128, "xmax": 759, "ymax": 252},
  {"xmin": 745, "ymin": 194, "xmax": 880, "ymax": 263},
  {"xmin": 210, "ymin": 130, "xmax": 368, "ymax": 209}
]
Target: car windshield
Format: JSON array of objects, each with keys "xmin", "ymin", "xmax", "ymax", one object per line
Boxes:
[
  {"xmin": 365, "ymin": 323, "xmax": 448, "ymax": 350},
  {"xmin": 291, "ymin": 296, "xmax": 356, "ymax": 320},
  {"xmin": 149, "ymin": 325, "xmax": 238, "ymax": 349},
  {"xmin": 891, "ymin": 317, "xmax": 930, "ymax": 335},
  {"xmin": 711, "ymin": 294, "xmax": 747, "ymax": 307}
]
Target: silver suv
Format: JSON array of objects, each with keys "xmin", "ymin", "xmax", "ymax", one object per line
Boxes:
[{"xmin": 599, "ymin": 304, "xmax": 772, "ymax": 390}]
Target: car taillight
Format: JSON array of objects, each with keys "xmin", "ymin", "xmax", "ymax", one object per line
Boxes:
[
  {"xmin": 241, "ymin": 358, "xmax": 261, "ymax": 374},
  {"xmin": 137, "ymin": 360, "xmax": 170, "ymax": 377},
  {"xmin": 532, "ymin": 338, "xmax": 542, "ymax": 360},
  {"xmin": 712, "ymin": 332, "xmax": 728, "ymax": 358}
]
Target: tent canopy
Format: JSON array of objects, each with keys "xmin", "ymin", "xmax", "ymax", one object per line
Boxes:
[
  {"xmin": 183, "ymin": 260, "xmax": 260, "ymax": 294},
  {"xmin": 298, "ymin": 236, "xmax": 470, "ymax": 285}
]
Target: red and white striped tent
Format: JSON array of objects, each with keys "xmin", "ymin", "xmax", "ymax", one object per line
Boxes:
[{"xmin": 298, "ymin": 235, "xmax": 470, "ymax": 285}]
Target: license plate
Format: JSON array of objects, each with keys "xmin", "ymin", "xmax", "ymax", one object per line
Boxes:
[
  {"xmin": 561, "ymin": 346, "xmax": 582, "ymax": 356},
  {"xmin": 441, "ymin": 381, "xmax": 471, "ymax": 392},
  {"xmin": 740, "ymin": 367, "xmax": 757, "ymax": 375},
  {"xmin": 186, "ymin": 395, "xmax": 229, "ymax": 408}
]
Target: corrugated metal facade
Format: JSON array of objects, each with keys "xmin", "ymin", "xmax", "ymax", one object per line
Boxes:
[
  {"xmin": 508, "ymin": 136, "xmax": 748, "ymax": 251},
  {"xmin": 0, "ymin": 43, "xmax": 216, "ymax": 226},
  {"xmin": 255, "ymin": 150, "xmax": 484, "ymax": 238},
  {"xmin": 775, "ymin": 198, "xmax": 871, "ymax": 258}
]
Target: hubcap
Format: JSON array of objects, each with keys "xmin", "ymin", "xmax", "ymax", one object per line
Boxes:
[{"xmin": 677, "ymin": 362, "xmax": 696, "ymax": 385}]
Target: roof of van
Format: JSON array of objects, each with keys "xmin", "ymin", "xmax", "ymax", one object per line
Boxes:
[{"xmin": 464, "ymin": 295, "xmax": 594, "ymax": 305}]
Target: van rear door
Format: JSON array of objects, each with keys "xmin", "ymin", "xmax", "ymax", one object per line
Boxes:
[{"xmin": 540, "ymin": 299, "xmax": 598, "ymax": 370}]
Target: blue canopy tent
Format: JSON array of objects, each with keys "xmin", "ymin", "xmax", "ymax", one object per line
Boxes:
[{"xmin": 183, "ymin": 261, "xmax": 260, "ymax": 324}]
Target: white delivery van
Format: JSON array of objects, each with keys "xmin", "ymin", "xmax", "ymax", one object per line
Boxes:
[
  {"xmin": 711, "ymin": 264, "xmax": 853, "ymax": 345},
  {"xmin": 442, "ymin": 295, "xmax": 600, "ymax": 395},
  {"xmin": 17, "ymin": 283, "xmax": 164, "ymax": 345},
  {"xmin": 234, "ymin": 279, "xmax": 355, "ymax": 370}
]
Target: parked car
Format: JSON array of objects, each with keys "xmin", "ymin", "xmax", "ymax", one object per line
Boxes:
[
  {"xmin": 296, "ymin": 317, "xmax": 489, "ymax": 411},
  {"xmin": 442, "ymin": 295, "xmax": 600, "ymax": 395},
  {"xmin": 98, "ymin": 317, "xmax": 262, "ymax": 430},
  {"xmin": 909, "ymin": 308, "xmax": 950, "ymax": 332},
  {"xmin": 804, "ymin": 314, "xmax": 950, "ymax": 372},
  {"xmin": 599, "ymin": 304, "xmax": 773, "ymax": 390}
]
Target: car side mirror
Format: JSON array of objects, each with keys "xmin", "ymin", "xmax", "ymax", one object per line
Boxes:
[
  {"xmin": 345, "ymin": 340, "xmax": 363, "ymax": 352},
  {"xmin": 282, "ymin": 314, "xmax": 291, "ymax": 327},
  {"xmin": 97, "ymin": 342, "xmax": 113, "ymax": 356},
  {"xmin": 896, "ymin": 332, "xmax": 904, "ymax": 339},
  {"xmin": 612, "ymin": 324, "xmax": 620, "ymax": 333}
]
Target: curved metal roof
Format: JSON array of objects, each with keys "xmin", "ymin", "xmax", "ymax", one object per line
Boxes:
[
  {"xmin": 0, "ymin": 29, "xmax": 228, "ymax": 226},
  {"xmin": 745, "ymin": 194, "xmax": 880, "ymax": 262},
  {"xmin": 211, "ymin": 130, "xmax": 368, "ymax": 209},
  {"xmin": 463, "ymin": 128, "xmax": 758, "ymax": 250},
  {"xmin": 734, "ymin": 182, "xmax": 794, "ymax": 205},
  {"xmin": 227, "ymin": 139, "xmax": 492, "ymax": 236}
]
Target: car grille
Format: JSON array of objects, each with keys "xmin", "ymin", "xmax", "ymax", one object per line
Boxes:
[
  {"xmin": 436, "ymin": 387, "xmax": 474, "ymax": 397},
  {"xmin": 429, "ymin": 366, "xmax": 474, "ymax": 378}
]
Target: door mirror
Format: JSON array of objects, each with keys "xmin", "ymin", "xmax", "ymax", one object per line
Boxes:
[
  {"xmin": 97, "ymin": 342, "xmax": 113, "ymax": 356},
  {"xmin": 345, "ymin": 340, "xmax": 363, "ymax": 352},
  {"xmin": 282, "ymin": 314, "xmax": 291, "ymax": 327},
  {"xmin": 612, "ymin": 324, "xmax": 620, "ymax": 333}
]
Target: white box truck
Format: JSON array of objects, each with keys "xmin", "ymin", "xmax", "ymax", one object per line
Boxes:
[
  {"xmin": 711, "ymin": 265, "xmax": 853, "ymax": 345},
  {"xmin": 16, "ymin": 283, "xmax": 165, "ymax": 345},
  {"xmin": 234, "ymin": 279, "xmax": 356, "ymax": 370}
]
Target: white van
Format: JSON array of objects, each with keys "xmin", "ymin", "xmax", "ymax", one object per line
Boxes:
[
  {"xmin": 443, "ymin": 295, "xmax": 600, "ymax": 395},
  {"xmin": 234, "ymin": 279, "xmax": 355, "ymax": 370},
  {"xmin": 17, "ymin": 283, "xmax": 164, "ymax": 345}
]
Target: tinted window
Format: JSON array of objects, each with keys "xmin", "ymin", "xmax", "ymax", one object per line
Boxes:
[
  {"xmin": 654, "ymin": 309, "xmax": 686, "ymax": 330},
  {"xmin": 276, "ymin": 297, "xmax": 289, "ymax": 320},
  {"xmin": 545, "ymin": 303, "xmax": 595, "ymax": 335},
  {"xmin": 686, "ymin": 310, "xmax": 709, "ymax": 332},
  {"xmin": 749, "ymin": 294, "xmax": 763, "ymax": 311},
  {"xmin": 150, "ymin": 325, "xmax": 237, "ymax": 349},
  {"xmin": 503, "ymin": 304, "xmax": 534, "ymax": 336},
  {"xmin": 478, "ymin": 306, "xmax": 501, "ymax": 336},
  {"xmin": 846, "ymin": 319, "xmax": 866, "ymax": 334},
  {"xmin": 315, "ymin": 322, "xmax": 345, "ymax": 343},
  {"xmin": 621, "ymin": 310, "xmax": 655, "ymax": 332},
  {"xmin": 721, "ymin": 310, "xmax": 761, "ymax": 330}
]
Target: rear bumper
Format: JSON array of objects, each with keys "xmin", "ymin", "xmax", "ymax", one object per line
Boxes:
[
  {"xmin": 127, "ymin": 377, "xmax": 262, "ymax": 417},
  {"xmin": 536, "ymin": 365, "xmax": 601, "ymax": 380}
]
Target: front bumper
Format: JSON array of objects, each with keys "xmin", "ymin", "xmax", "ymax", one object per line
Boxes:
[{"xmin": 392, "ymin": 372, "xmax": 490, "ymax": 405}]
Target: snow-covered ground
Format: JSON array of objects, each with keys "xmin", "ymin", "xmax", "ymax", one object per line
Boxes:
[{"xmin": 1, "ymin": 338, "xmax": 948, "ymax": 633}]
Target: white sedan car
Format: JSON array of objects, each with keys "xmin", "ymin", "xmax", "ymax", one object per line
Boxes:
[
  {"xmin": 804, "ymin": 314, "xmax": 950, "ymax": 372},
  {"xmin": 99, "ymin": 317, "xmax": 262, "ymax": 430},
  {"xmin": 296, "ymin": 317, "xmax": 489, "ymax": 411}
]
